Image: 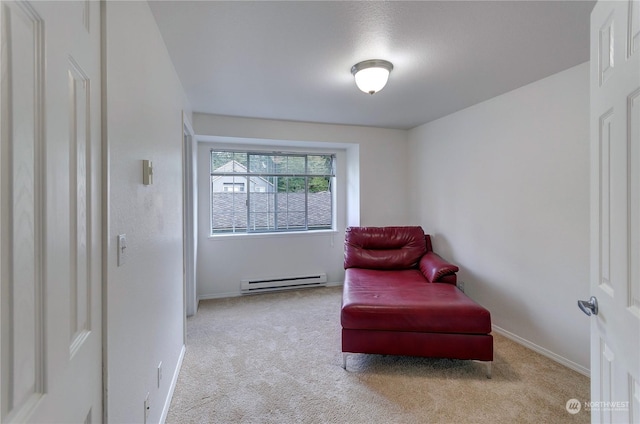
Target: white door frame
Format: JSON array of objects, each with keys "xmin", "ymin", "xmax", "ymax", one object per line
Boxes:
[{"xmin": 182, "ymin": 112, "xmax": 197, "ymax": 323}]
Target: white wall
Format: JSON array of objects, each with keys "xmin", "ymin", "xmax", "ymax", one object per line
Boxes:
[
  {"xmin": 407, "ymin": 62, "xmax": 590, "ymax": 373},
  {"xmin": 104, "ymin": 2, "xmax": 191, "ymax": 422},
  {"xmin": 193, "ymin": 114, "xmax": 408, "ymax": 298}
]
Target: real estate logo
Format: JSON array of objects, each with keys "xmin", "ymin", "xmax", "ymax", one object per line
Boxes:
[
  {"xmin": 566, "ymin": 398, "xmax": 630, "ymax": 414},
  {"xmin": 583, "ymin": 401, "xmax": 630, "ymax": 413},
  {"xmin": 566, "ymin": 398, "xmax": 582, "ymax": 414}
]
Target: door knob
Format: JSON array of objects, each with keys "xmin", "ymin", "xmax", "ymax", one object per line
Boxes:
[{"xmin": 578, "ymin": 296, "xmax": 598, "ymax": 316}]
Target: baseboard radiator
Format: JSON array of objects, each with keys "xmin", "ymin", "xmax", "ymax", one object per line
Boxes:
[{"xmin": 240, "ymin": 273, "xmax": 327, "ymax": 294}]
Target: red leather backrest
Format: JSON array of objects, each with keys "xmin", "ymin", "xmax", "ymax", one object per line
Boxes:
[{"xmin": 344, "ymin": 226, "xmax": 427, "ymax": 270}]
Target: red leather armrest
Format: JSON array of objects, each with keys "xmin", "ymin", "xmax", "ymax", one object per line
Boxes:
[{"xmin": 419, "ymin": 252, "xmax": 459, "ymax": 284}]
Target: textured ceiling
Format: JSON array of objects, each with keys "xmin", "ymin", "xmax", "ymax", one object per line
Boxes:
[{"xmin": 149, "ymin": 1, "xmax": 595, "ymax": 130}]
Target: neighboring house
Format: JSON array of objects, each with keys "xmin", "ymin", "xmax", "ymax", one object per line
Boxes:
[
  {"xmin": 210, "ymin": 160, "xmax": 331, "ymax": 231},
  {"xmin": 211, "ymin": 160, "xmax": 274, "ymax": 193}
]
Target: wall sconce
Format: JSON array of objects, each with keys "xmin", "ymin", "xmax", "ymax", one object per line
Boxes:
[
  {"xmin": 142, "ymin": 160, "xmax": 153, "ymax": 185},
  {"xmin": 351, "ymin": 59, "xmax": 394, "ymax": 95}
]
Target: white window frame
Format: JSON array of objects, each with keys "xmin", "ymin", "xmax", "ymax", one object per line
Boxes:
[{"xmin": 210, "ymin": 149, "xmax": 336, "ymax": 235}]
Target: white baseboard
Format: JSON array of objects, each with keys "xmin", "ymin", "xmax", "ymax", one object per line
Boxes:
[
  {"xmin": 160, "ymin": 344, "xmax": 186, "ymax": 424},
  {"xmin": 492, "ymin": 325, "xmax": 589, "ymax": 377},
  {"xmin": 198, "ymin": 281, "xmax": 343, "ymax": 301},
  {"xmin": 198, "ymin": 291, "xmax": 242, "ymax": 301}
]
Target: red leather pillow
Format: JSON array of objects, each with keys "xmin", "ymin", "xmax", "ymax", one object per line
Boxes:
[
  {"xmin": 419, "ymin": 252, "xmax": 459, "ymax": 282},
  {"xmin": 344, "ymin": 226, "xmax": 427, "ymax": 270}
]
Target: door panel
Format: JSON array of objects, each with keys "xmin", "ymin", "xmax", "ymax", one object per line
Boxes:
[
  {"xmin": 590, "ymin": 1, "xmax": 640, "ymax": 423},
  {"xmin": 1, "ymin": 1, "xmax": 102, "ymax": 422}
]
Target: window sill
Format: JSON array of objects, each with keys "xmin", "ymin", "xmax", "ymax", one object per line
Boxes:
[{"xmin": 208, "ymin": 229, "xmax": 340, "ymax": 241}]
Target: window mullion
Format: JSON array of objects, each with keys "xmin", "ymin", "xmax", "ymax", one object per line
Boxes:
[
  {"xmin": 274, "ymin": 176, "xmax": 278, "ymax": 231},
  {"xmin": 211, "ymin": 174, "xmax": 222, "ymax": 232},
  {"xmin": 245, "ymin": 153, "xmax": 251, "ymax": 232},
  {"xmin": 304, "ymin": 156, "xmax": 309, "ymax": 230},
  {"xmin": 246, "ymin": 175, "xmax": 251, "ymax": 232}
]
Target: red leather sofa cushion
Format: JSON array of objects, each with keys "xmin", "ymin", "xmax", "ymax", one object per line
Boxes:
[
  {"xmin": 344, "ymin": 226, "xmax": 427, "ymax": 270},
  {"xmin": 341, "ymin": 268, "xmax": 492, "ymax": 334}
]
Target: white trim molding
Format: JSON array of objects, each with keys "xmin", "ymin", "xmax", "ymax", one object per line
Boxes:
[
  {"xmin": 492, "ymin": 325, "xmax": 589, "ymax": 377},
  {"xmin": 160, "ymin": 344, "xmax": 186, "ymax": 424}
]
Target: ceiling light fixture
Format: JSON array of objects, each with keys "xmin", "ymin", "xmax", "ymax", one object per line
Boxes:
[{"xmin": 351, "ymin": 59, "xmax": 394, "ymax": 95}]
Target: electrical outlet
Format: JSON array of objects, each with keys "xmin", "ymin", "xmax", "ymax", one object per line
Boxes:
[
  {"xmin": 457, "ymin": 281, "xmax": 465, "ymax": 293},
  {"xmin": 144, "ymin": 392, "xmax": 150, "ymax": 423},
  {"xmin": 157, "ymin": 362, "xmax": 162, "ymax": 388}
]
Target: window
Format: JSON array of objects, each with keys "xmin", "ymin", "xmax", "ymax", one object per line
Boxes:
[
  {"xmin": 222, "ymin": 182, "xmax": 245, "ymax": 192},
  {"xmin": 210, "ymin": 150, "xmax": 335, "ymax": 234}
]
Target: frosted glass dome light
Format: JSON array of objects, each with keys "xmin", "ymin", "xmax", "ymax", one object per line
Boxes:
[{"xmin": 351, "ymin": 59, "xmax": 393, "ymax": 95}]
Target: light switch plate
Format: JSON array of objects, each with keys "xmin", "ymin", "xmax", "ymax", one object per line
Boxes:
[{"xmin": 117, "ymin": 234, "xmax": 127, "ymax": 266}]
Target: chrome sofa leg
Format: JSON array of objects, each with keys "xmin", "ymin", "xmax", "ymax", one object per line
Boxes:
[
  {"xmin": 486, "ymin": 361, "xmax": 492, "ymax": 379},
  {"xmin": 342, "ymin": 353, "xmax": 348, "ymax": 370}
]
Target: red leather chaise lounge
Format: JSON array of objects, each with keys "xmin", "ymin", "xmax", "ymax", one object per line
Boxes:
[{"xmin": 340, "ymin": 226, "xmax": 493, "ymax": 377}]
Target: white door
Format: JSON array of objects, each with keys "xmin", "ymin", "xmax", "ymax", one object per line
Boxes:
[
  {"xmin": 1, "ymin": 1, "xmax": 102, "ymax": 422},
  {"xmin": 587, "ymin": 0, "xmax": 640, "ymax": 422}
]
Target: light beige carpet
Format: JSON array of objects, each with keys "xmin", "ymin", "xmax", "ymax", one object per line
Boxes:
[{"xmin": 166, "ymin": 286, "xmax": 590, "ymax": 424}]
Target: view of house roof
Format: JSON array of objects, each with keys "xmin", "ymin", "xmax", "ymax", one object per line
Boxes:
[{"xmin": 211, "ymin": 160, "xmax": 274, "ymax": 188}]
